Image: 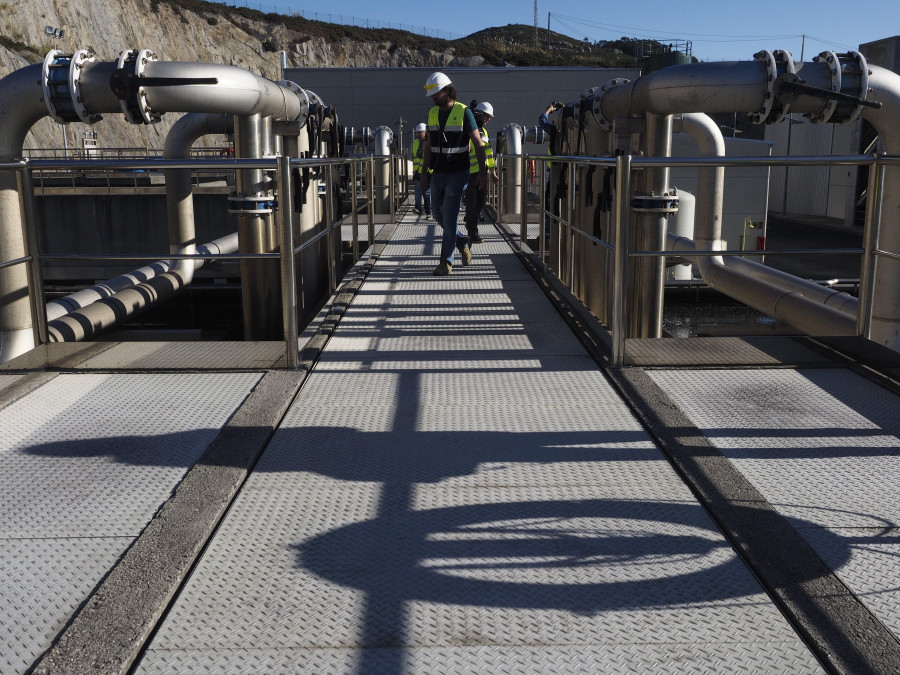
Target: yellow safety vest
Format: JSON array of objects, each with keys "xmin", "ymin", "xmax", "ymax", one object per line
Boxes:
[
  {"xmin": 469, "ymin": 126, "xmax": 495, "ymax": 174},
  {"xmin": 427, "ymin": 101, "xmax": 469, "ymax": 172},
  {"xmin": 412, "ymin": 138, "xmax": 424, "ymax": 175}
]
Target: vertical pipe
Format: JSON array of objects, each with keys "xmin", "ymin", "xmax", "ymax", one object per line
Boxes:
[
  {"xmin": 0, "ymin": 165, "xmax": 34, "ymax": 362},
  {"xmin": 611, "ymin": 154, "xmax": 632, "ymax": 366},
  {"xmin": 629, "ymin": 113, "xmax": 672, "ymax": 338},
  {"xmin": 236, "ymin": 113, "xmax": 280, "ymax": 339},
  {"xmin": 18, "ymin": 164, "xmax": 48, "ymax": 347},
  {"xmin": 858, "ymin": 157, "xmax": 885, "ymax": 338},
  {"xmin": 277, "ymin": 155, "xmax": 299, "ymax": 369}
]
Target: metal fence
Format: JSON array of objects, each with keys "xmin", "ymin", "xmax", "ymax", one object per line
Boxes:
[
  {"xmin": 492, "ymin": 151, "xmax": 898, "ymax": 366},
  {"xmin": 0, "ymin": 154, "xmax": 378, "ymax": 369}
]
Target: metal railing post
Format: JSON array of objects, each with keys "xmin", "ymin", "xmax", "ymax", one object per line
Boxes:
[
  {"xmin": 611, "ymin": 154, "xmax": 632, "ymax": 366},
  {"xmin": 351, "ymin": 161, "xmax": 359, "ymax": 259},
  {"xmin": 519, "ymin": 153, "xmax": 527, "ymax": 244},
  {"xmin": 858, "ymin": 156, "xmax": 884, "ymax": 339},
  {"xmin": 277, "ymin": 155, "xmax": 299, "ymax": 368},
  {"xmin": 567, "ymin": 160, "xmax": 577, "ymax": 290},
  {"xmin": 539, "ymin": 159, "xmax": 546, "ymax": 260},
  {"xmin": 325, "ymin": 163, "xmax": 337, "ymax": 294},
  {"xmin": 367, "ymin": 157, "xmax": 376, "ymax": 246}
]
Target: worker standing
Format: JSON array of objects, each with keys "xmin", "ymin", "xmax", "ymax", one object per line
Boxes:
[
  {"xmin": 464, "ymin": 101, "xmax": 497, "ymax": 244},
  {"xmin": 411, "ymin": 123, "xmax": 431, "ymax": 216},
  {"xmin": 421, "ymin": 72, "xmax": 487, "ymax": 276}
]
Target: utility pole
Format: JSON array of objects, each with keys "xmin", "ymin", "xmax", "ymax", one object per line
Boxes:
[
  {"xmin": 547, "ymin": 12, "xmax": 551, "ymax": 51},
  {"xmin": 800, "ymin": 34, "xmax": 806, "ymax": 62},
  {"xmin": 534, "ymin": 0, "xmax": 538, "ymax": 46}
]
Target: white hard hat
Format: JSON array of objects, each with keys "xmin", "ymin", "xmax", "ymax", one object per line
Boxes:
[
  {"xmin": 414, "ymin": 122, "xmax": 427, "ymax": 133},
  {"xmin": 474, "ymin": 101, "xmax": 494, "ymax": 117},
  {"xmin": 424, "ymin": 71, "xmax": 451, "ymax": 97}
]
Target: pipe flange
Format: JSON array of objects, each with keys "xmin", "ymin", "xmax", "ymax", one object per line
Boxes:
[
  {"xmin": 115, "ymin": 49, "xmax": 160, "ymax": 124},
  {"xmin": 767, "ymin": 50, "xmax": 796, "ymax": 124},
  {"xmin": 749, "ymin": 50, "xmax": 778, "ymax": 125},
  {"xmin": 631, "ymin": 192, "xmax": 679, "ymax": 213},
  {"xmin": 42, "ymin": 49, "xmax": 102, "ymax": 124},
  {"xmin": 808, "ymin": 51, "xmax": 841, "ymax": 124},
  {"xmin": 573, "ymin": 86, "xmax": 598, "ymax": 125},
  {"xmin": 591, "ymin": 78, "xmax": 629, "ymax": 131},
  {"xmin": 833, "ymin": 51, "xmax": 870, "ymax": 125},
  {"xmin": 228, "ymin": 194, "xmax": 274, "ymax": 215},
  {"xmin": 277, "ymin": 79, "xmax": 311, "ymax": 128},
  {"xmin": 69, "ymin": 49, "xmax": 102, "ymax": 124},
  {"xmin": 305, "ymin": 88, "xmax": 325, "ymax": 117}
]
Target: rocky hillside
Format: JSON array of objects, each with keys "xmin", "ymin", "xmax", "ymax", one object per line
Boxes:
[{"xmin": 0, "ymin": 0, "xmax": 654, "ymax": 152}]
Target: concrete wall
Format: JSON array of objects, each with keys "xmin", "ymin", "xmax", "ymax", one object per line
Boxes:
[
  {"xmin": 37, "ymin": 193, "xmax": 237, "ymax": 280},
  {"xmin": 670, "ymin": 135, "xmax": 773, "ymax": 250},
  {"xmin": 284, "ymin": 66, "xmax": 640, "ymax": 152}
]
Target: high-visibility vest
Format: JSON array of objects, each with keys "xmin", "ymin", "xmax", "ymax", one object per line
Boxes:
[
  {"xmin": 427, "ymin": 101, "xmax": 469, "ymax": 172},
  {"xmin": 412, "ymin": 138, "xmax": 424, "ymax": 175},
  {"xmin": 469, "ymin": 126, "xmax": 495, "ymax": 174}
]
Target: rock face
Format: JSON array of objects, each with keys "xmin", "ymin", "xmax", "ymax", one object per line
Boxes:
[{"xmin": 0, "ymin": 0, "xmax": 481, "ymax": 153}]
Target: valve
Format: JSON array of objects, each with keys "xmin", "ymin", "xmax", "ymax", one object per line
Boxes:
[{"xmin": 114, "ymin": 49, "xmax": 161, "ymax": 124}]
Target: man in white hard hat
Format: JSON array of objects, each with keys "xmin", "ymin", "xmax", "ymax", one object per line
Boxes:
[
  {"xmin": 421, "ymin": 71, "xmax": 487, "ymax": 276},
  {"xmin": 464, "ymin": 100, "xmax": 497, "ymax": 244},
  {"xmin": 411, "ymin": 122, "xmax": 431, "ymax": 216}
]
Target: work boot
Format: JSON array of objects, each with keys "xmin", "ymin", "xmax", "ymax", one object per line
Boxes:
[
  {"xmin": 469, "ymin": 231, "xmax": 484, "ymax": 244},
  {"xmin": 459, "ymin": 245, "xmax": 472, "ymax": 266},
  {"xmin": 432, "ymin": 260, "xmax": 452, "ymax": 276}
]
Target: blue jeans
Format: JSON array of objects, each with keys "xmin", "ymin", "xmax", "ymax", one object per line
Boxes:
[
  {"xmin": 429, "ymin": 169, "xmax": 469, "ymax": 264},
  {"xmin": 414, "ymin": 178, "xmax": 431, "ymax": 213}
]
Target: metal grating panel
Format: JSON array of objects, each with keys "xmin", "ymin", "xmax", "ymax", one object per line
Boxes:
[
  {"xmin": 74, "ymin": 341, "xmax": 286, "ymax": 370},
  {"xmin": 0, "ymin": 372, "xmax": 263, "ymax": 537},
  {"xmin": 1, "ymin": 537, "xmax": 130, "ymax": 675},
  {"xmin": 138, "ymin": 642, "xmax": 822, "ymax": 675},
  {"xmin": 649, "ymin": 366, "xmax": 900, "ymax": 643},
  {"xmin": 133, "ymin": 219, "xmax": 821, "ymax": 674},
  {"xmin": 1, "ymin": 371, "xmax": 263, "ymax": 673}
]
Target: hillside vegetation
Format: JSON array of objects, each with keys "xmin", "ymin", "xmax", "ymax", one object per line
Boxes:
[{"xmin": 0, "ymin": 0, "xmax": 684, "ymax": 150}]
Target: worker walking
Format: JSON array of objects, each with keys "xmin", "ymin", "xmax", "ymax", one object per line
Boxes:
[
  {"xmin": 412, "ymin": 123, "xmax": 431, "ymax": 216},
  {"xmin": 421, "ymin": 72, "xmax": 487, "ymax": 276},
  {"xmin": 464, "ymin": 100, "xmax": 497, "ymax": 244}
]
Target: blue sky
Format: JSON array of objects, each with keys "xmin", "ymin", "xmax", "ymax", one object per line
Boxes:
[{"xmin": 249, "ymin": 0, "xmax": 895, "ymax": 63}]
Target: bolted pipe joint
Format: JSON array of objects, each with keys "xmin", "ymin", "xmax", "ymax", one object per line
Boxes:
[{"xmin": 42, "ymin": 49, "xmax": 104, "ymax": 125}]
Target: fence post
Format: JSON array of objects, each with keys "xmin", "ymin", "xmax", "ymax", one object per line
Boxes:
[
  {"xmin": 351, "ymin": 161, "xmax": 359, "ymax": 259},
  {"xmin": 519, "ymin": 153, "xmax": 528, "ymax": 245},
  {"xmin": 366, "ymin": 157, "xmax": 375, "ymax": 246},
  {"xmin": 858, "ymin": 156, "xmax": 884, "ymax": 339},
  {"xmin": 325, "ymin": 163, "xmax": 337, "ymax": 294},
  {"xmin": 277, "ymin": 155, "xmax": 299, "ymax": 369},
  {"xmin": 611, "ymin": 154, "xmax": 632, "ymax": 367}
]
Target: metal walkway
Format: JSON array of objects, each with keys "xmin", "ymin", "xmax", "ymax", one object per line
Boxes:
[{"xmin": 4, "ymin": 208, "xmax": 900, "ymax": 674}]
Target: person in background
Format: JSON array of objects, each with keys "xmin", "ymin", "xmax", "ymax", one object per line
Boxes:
[
  {"xmin": 411, "ymin": 122, "xmax": 431, "ymax": 216},
  {"xmin": 540, "ymin": 100, "xmax": 563, "ymax": 133},
  {"xmin": 421, "ymin": 71, "xmax": 487, "ymax": 276},
  {"xmin": 464, "ymin": 101, "xmax": 497, "ymax": 244}
]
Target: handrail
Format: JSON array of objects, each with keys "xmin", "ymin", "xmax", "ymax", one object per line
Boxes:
[
  {"xmin": 494, "ymin": 151, "xmax": 896, "ymax": 366},
  {"xmin": 0, "ymin": 153, "xmax": 381, "ymax": 366}
]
